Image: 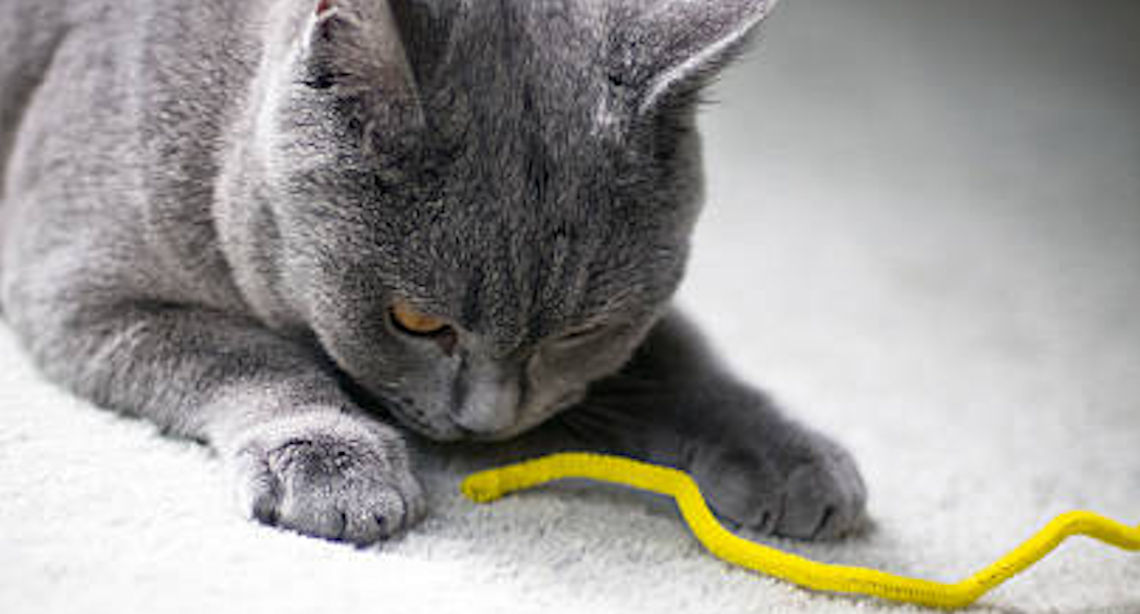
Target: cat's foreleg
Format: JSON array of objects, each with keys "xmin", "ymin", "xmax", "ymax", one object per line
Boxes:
[
  {"xmin": 562, "ymin": 309, "xmax": 867, "ymax": 540},
  {"xmin": 5, "ymin": 295, "xmax": 423, "ymax": 544}
]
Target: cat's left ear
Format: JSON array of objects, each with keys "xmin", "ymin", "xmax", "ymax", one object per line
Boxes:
[
  {"xmin": 612, "ymin": 0, "xmax": 780, "ymax": 113},
  {"xmin": 302, "ymin": 0, "xmax": 422, "ymax": 121}
]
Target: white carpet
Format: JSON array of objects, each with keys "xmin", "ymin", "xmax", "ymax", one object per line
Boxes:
[{"xmin": 2, "ymin": 1, "xmax": 1139, "ymax": 612}]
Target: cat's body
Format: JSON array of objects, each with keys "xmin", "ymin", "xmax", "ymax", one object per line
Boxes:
[{"xmin": 0, "ymin": 0, "xmax": 866, "ymax": 544}]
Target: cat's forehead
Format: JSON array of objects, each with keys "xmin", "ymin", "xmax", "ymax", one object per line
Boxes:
[{"xmin": 417, "ymin": 2, "xmax": 626, "ymax": 139}]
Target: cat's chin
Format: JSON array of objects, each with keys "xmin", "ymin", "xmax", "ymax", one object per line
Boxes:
[
  {"xmin": 393, "ymin": 413, "xmax": 515, "ymax": 443},
  {"xmin": 390, "ymin": 406, "xmax": 545, "ymax": 444},
  {"xmin": 383, "ymin": 405, "xmax": 467, "ymax": 442}
]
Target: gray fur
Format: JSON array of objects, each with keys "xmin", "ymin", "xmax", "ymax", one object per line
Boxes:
[{"xmin": 0, "ymin": 0, "xmax": 865, "ymax": 544}]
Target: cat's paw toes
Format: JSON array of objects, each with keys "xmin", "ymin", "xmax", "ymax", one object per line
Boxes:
[
  {"xmin": 692, "ymin": 432, "xmax": 867, "ymax": 541},
  {"xmin": 231, "ymin": 415, "xmax": 425, "ymax": 545},
  {"xmin": 774, "ymin": 450, "xmax": 867, "ymax": 539}
]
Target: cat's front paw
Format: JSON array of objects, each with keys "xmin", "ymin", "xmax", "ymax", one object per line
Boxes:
[
  {"xmin": 689, "ymin": 428, "xmax": 867, "ymax": 540},
  {"xmin": 229, "ymin": 413, "xmax": 425, "ymax": 545}
]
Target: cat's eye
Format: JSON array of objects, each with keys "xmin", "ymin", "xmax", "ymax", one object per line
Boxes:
[
  {"xmin": 389, "ymin": 300, "xmax": 450, "ymax": 336},
  {"xmin": 389, "ymin": 300, "xmax": 458, "ymax": 354}
]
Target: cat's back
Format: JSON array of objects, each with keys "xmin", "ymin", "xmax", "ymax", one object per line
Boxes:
[
  {"xmin": 0, "ymin": 0, "xmax": 259, "ymax": 188},
  {"xmin": 0, "ymin": 0, "xmax": 261, "ymax": 306},
  {"xmin": 0, "ymin": 0, "xmax": 127, "ymax": 274},
  {"xmin": 0, "ymin": 0, "xmax": 72, "ymax": 183}
]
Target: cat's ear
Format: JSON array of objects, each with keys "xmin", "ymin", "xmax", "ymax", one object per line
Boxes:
[
  {"xmin": 301, "ymin": 0, "xmax": 422, "ymax": 119},
  {"xmin": 612, "ymin": 0, "xmax": 779, "ymax": 113}
]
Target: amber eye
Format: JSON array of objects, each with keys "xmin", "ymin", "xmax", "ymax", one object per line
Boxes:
[{"xmin": 390, "ymin": 300, "xmax": 450, "ymax": 336}]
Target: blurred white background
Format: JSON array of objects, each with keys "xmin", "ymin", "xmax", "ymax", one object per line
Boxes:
[{"xmin": 686, "ymin": 0, "xmax": 1139, "ymax": 504}]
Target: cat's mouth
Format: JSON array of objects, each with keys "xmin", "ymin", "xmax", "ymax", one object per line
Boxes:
[
  {"xmin": 454, "ymin": 387, "xmax": 588, "ymax": 443},
  {"xmin": 380, "ymin": 388, "xmax": 587, "ymax": 443}
]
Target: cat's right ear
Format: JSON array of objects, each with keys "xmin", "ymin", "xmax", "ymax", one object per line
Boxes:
[
  {"xmin": 300, "ymin": 0, "xmax": 422, "ymax": 121},
  {"xmin": 611, "ymin": 0, "xmax": 780, "ymax": 114}
]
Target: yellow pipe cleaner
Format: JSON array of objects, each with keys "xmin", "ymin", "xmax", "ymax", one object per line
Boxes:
[{"xmin": 460, "ymin": 452, "xmax": 1140, "ymax": 610}]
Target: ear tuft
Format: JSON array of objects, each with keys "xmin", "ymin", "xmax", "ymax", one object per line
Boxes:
[{"xmin": 612, "ymin": 0, "xmax": 780, "ymax": 114}]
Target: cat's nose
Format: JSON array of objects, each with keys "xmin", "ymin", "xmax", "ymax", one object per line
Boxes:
[{"xmin": 452, "ymin": 367, "xmax": 520, "ymax": 436}]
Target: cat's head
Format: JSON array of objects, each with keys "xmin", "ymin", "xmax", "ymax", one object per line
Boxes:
[{"xmin": 229, "ymin": 0, "xmax": 776, "ymax": 441}]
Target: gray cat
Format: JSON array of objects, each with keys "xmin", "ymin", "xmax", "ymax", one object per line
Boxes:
[{"xmin": 0, "ymin": 0, "xmax": 866, "ymax": 544}]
